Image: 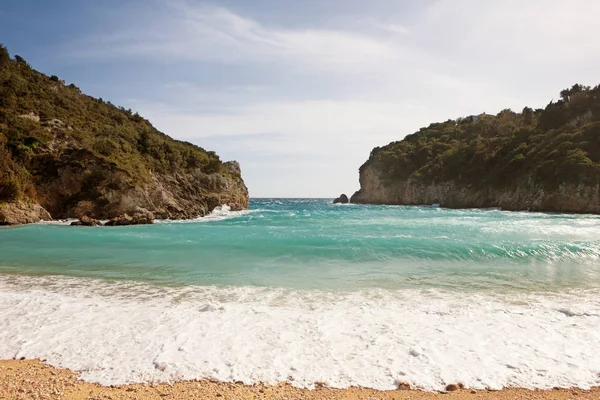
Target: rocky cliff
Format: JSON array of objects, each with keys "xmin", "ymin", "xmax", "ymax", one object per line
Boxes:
[
  {"xmin": 0, "ymin": 45, "xmax": 248, "ymax": 225},
  {"xmin": 352, "ymin": 84, "xmax": 600, "ymax": 213}
]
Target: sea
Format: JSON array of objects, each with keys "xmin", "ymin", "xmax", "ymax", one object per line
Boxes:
[{"xmin": 1, "ymin": 198, "xmax": 599, "ymax": 391}]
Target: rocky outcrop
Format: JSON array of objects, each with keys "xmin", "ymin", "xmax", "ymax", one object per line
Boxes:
[
  {"xmin": 351, "ymin": 84, "xmax": 600, "ymax": 213},
  {"xmin": 0, "ymin": 46, "xmax": 249, "ymax": 225},
  {"xmin": 31, "ymin": 163, "xmax": 249, "ymax": 221},
  {"xmin": 0, "ymin": 201, "xmax": 52, "ymax": 225},
  {"xmin": 1, "ymin": 156, "xmax": 248, "ymax": 224},
  {"xmin": 70, "ymin": 215, "xmax": 102, "ymax": 226},
  {"xmin": 105, "ymin": 209, "xmax": 154, "ymax": 226},
  {"xmin": 351, "ymin": 165, "xmax": 600, "ymax": 213},
  {"xmin": 333, "ymin": 194, "xmax": 349, "ymax": 204}
]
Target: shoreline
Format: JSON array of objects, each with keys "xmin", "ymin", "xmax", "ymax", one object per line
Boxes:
[
  {"xmin": 4, "ymin": 202, "xmax": 600, "ymax": 227},
  {"xmin": 1, "ymin": 360, "xmax": 599, "ymax": 400}
]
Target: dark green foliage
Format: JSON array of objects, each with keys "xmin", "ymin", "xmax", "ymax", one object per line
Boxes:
[
  {"xmin": 0, "ymin": 46, "xmax": 231, "ymax": 202},
  {"xmin": 0, "ymin": 44, "xmax": 9, "ymax": 68},
  {"xmin": 363, "ymin": 84, "xmax": 600, "ymax": 190}
]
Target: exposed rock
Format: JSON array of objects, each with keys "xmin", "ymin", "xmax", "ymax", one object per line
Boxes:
[
  {"xmin": 224, "ymin": 161, "xmax": 241, "ymax": 175},
  {"xmin": 227, "ymin": 202, "xmax": 243, "ymax": 211},
  {"xmin": 104, "ymin": 209, "xmax": 154, "ymax": 226},
  {"xmin": 27, "ymin": 155, "xmax": 249, "ymax": 221},
  {"xmin": 351, "ymin": 165, "xmax": 600, "ymax": 213},
  {"xmin": 19, "ymin": 112, "xmax": 40, "ymax": 123},
  {"xmin": 104, "ymin": 214, "xmax": 133, "ymax": 226},
  {"xmin": 333, "ymin": 194, "xmax": 349, "ymax": 204},
  {"xmin": 71, "ymin": 201, "xmax": 95, "ymax": 218},
  {"xmin": 45, "ymin": 118, "xmax": 65, "ymax": 128},
  {"xmin": 352, "ymin": 85, "xmax": 600, "ymax": 213},
  {"xmin": 131, "ymin": 208, "xmax": 154, "ymax": 225},
  {"xmin": 0, "ymin": 202, "xmax": 52, "ymax": 225},
  {"xmin": 0, "ymin": 47, "xmax": 249, "ymax": 225},
  {"xmin": 70, "ymin": 215, "xmax": 102, "ymax": 226}
]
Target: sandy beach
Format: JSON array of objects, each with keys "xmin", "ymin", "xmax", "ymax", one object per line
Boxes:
[{"xmin": 0, "ymin": 359, "xmax": 598, "ymax": 400}]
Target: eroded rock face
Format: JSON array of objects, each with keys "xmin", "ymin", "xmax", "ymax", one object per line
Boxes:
[
  {"xmin": 0, "ymin": 49, "xmax": 250, "ymax": 225},
  {"xmin": 131, "ymin": 208, "xmax": 154, "ymax": 225},
  {"xmin": 0, "ymin": 202, "xmax": 52, "ymax": 225},
  {"xmin": 7, "ymin": 148, "xmax": 248, "ymax": 224},
  {"xmin": 227, "ymin": 202, "xmax": 243, "ymax": 211},
  {"xmin": 351, "ymin": 165, "xmax": 600, "ymax": 213},
  {"xmin": 224, "ymin": 161, "xmax": 241, "ymax": 175},
  {"xmin": 333, "ymin": 194, "xmax": 349, "ymax": 204},
  {"xmin": 33, "ymin": 160, "xmax": 249, "ymax": 221}
]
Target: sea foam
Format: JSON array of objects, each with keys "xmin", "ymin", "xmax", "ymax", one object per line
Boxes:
[{"xmin": 1, "ymin": 275, "xmax": 599, "ymax": 391}]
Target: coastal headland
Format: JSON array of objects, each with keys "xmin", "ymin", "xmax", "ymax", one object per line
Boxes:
[
  {"xmin": 0, "ymin": 45, "xmax": 248, "ymax": 225},
  {"xmin": 351, "ymin": 84, "xmax": 600, "ymax": 213}
]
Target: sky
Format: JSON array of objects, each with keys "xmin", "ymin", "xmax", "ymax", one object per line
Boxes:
[{"xmin": 1, "ymin": 0, "xmax": 600, "ymax": 197}]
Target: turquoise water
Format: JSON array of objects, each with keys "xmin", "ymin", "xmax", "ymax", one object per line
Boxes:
[
  {"xmin": 1, "ymin": 198, "xmax": 600, "ymax": 292},
  {"xmin": 2, "ymin": 198, "xmax": 600, "ymax": 390}
]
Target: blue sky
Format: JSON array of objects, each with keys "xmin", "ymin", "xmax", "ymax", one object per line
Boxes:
[{"xmin": 2, "ymin": 0, "xmax": 600, "ymax": 197}]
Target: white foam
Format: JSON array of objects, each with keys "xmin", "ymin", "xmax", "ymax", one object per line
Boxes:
[
  {"xmin": 156, "ymin": 205, "xmax": 252, "ymax": 224},
  {"xmin": 1, "ymin": 275, "xmax": 599, "ymax": 391},
  {"xmin": 31, "ymin": 205, "xmax": 250, "ymax": 227},
  {"xmin": 35, "ymin": 218, "xmax": 79, "ymax": 226}
]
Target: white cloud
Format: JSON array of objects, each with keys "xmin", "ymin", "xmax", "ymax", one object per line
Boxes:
[
  {"xmin": 73, "ymin": 3, "xmax": 409, "ymax": 75},
  {"xmin": 68, "ymin": 0, "xmax": 600, "ymax": 196}
]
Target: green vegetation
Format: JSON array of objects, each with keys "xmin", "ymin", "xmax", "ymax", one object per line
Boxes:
[
  {"xmin": 0, "ymin": 44, "xmax": 228, "ymax": 204},
  {"xmin": 364, "ymin": 84, "xmax": 600, "ymax": 190}
]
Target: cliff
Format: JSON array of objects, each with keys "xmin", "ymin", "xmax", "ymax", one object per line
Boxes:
[
  {"xmin": 352, "ymin": 84, "xmax": 600, "ymax": 213},
  {"xmin": 0, "ymin": 45, "xmax": 248, "ymax": 225}
]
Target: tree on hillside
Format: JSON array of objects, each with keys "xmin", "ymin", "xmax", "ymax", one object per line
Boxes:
[{"xmin": 0, "ymin": 43, "xmax": 9, "ymax": 68}]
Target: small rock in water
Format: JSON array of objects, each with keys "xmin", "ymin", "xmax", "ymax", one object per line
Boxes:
[
  {"xmin": 333, "ymin": 194, "xmax": 349, "ymax": 204},
  {"xmin": 105, "ymin": 208, "xmax": 154, "ymax": 226},
  {"xmin": 105, "ymin": 213, "xmax": 133, "ymax": 226},
  {"xmin": 71, "ymin": 215, "xmax": 102, "ymax": 226}
]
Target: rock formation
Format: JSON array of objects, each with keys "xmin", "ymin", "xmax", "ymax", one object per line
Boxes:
[
  {"xmin": 352, "ymin": 84, "xmax": 600, "ymax": 213},
  {"xmin": 333, "ymin": 194, "xmax": 349, "ymax": 204},
  {"xmin": 70, "ymin": 215, "xmax": 102, "ymax": 226},
  {"xmin": 0, "ymin": 202, "xmax": 52, "ymax": 225},
  {"xmin": 0, "ymin": 45, "xmax": 248, "ymax": 225}
]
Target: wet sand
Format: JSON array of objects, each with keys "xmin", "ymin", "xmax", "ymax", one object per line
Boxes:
[{"xmin": 1, "ymin": 359, "xmax": 598, "ymax": 400}]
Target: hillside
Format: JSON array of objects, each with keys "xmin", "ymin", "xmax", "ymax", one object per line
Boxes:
[
  {"xmin": 0, "ymin": 44, "xmax": 248, "ymax": 224},
  {"xmin": 351, "ymin": 84, "xmax": 600, "ymax": 213}
]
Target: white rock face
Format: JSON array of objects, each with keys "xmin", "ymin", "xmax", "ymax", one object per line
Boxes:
[{"xmin": 351, "ymin": 165, "xmax": 600, "ymax": 213}]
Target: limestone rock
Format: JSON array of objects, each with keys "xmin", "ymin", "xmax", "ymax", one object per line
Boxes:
[
  {"xmin": 105, "ymin": 214, "xmax": 133, "ymax": 226},
  {"xmin": 333, "ymin": 194, "xmax": 349, "ymax": 204},
  {"xmin": 0, "ymin": 47, "xmax": 249, "ymax": 224},
  {"xmin": 70, "ymin": 215, "xmax": 102, "ymax": 226},
  {"xmin": 19, "ymin": 112, "xmax": 40, "ymax": 123},
  {"xmin": 0, "ymin": 202, "xmax": 52, "ymax": 225},
  {"xmin": 105, "ymin": 209, "xmax": 154, "ymax": 226},
  {"xmin": 224, "ymin": 161, "xmax": 241, "ymax": 175},
  {"xmin": 351, "ymin": 164, "xmax": 600, "ymax": 213},
  {"xmin": 131, "ymin": 208, "xmax": 154, "ymax": 225},
  {"xmin": 227, "ymin": 202, "xmax": 243, "ymax": 211}
]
